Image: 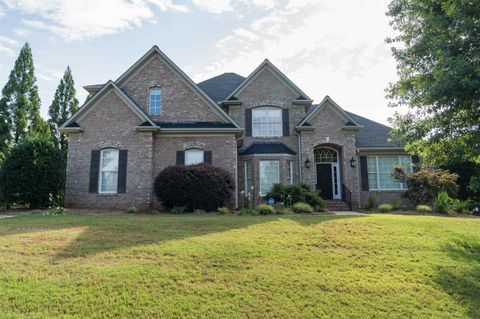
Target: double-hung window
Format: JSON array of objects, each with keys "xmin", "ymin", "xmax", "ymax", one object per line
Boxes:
[
  {"xmin": 367, "ymin": 155, "xmax": 412, "ymax": 190},
  {"xmin": 185, "ymin": 149, "xmax": 204, "ymax": 165},
  {"xmin": 287, "ymin": 160, "xmax": 293, "ymax": 184},
  {"xmin": 244, "ymin": 161, "xmax": 253, "ymax": 196},
  {"xmin": 252, "ymin": 107, "xmax": 282, "ymax": 137},
  {"xmin": 99, "ymin": 149, "xmax": 119, "ymax": 193},
  {"xmin": 149, "ymin": 87, "xmax": 161, "ymax": 115},
  {"xmin": 259, "ymin": 160, "xmax": 279, "ymax": 196}
]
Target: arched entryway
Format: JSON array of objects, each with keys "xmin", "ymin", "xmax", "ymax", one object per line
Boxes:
[{"xmin": 314, "ymin": 147, "xmax": 341, "ymax": 200}]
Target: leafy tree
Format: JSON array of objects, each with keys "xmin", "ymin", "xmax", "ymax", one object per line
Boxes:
[
  {"xmin": 0, "ymin": 137, "xmax": 65, "ymax": 208},
  {"xmin": 48, "ymin": 66, "xmax": 79, "ymax": 151},
  {"xmin": 0, "ymin": 43, "xmax": 49, "ymax": 152},
  {"xmin": 386, "ymin": 1, "xmax": 480, "ymax": 165}
]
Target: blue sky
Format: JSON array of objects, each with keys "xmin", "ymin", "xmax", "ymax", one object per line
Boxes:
[{"xmin": 0, "ymin": 0, "xmax": 400, "ymax": 124}]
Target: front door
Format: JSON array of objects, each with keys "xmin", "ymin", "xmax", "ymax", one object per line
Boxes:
[{"xmin": 316, "ymin": 163, "xmax": 333, "ymax": 199}]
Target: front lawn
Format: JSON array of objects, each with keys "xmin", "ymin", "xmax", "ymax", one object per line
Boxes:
[{"xmin": 0, "ymin": 214, "xmax": 478, "ymax": 318}]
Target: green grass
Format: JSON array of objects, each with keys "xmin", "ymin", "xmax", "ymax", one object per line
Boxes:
[{"xmin": 0, "ymin": 214, "xmax": 479, "ymax": 318}]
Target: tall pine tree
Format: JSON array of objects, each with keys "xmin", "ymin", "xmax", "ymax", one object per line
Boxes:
[
  {"xmin": 0, "ymin": 43, "xmax": 49, "ymax": 154},
  {"xmin": 48, "ymin": 66, "xmax": 79, "ymax": 151}
]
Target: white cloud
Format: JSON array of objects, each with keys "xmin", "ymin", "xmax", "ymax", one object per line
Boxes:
[
  {"xmin": 1, "ymin": 0, "xmax": 189, "ymax": 41},
  {"xmin": 191, "ymin": 0, "xmax": 233, "ymax": 13},
  {"xmin": 36, "ymin": 65, "xmax": 63, "ymax": 82},
  {"xmin": 0, "ymin": 35, "xmax": 17, "ymax": 56},
  {"xmin": 192, "ymin": 0, "xmax": 398, "ymax": 124},
  {"xmin": 13, "ymin": 28, "xmax": 31, "ymax": 36}
]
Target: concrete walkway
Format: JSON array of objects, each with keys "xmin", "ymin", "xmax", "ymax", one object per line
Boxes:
[{"xmin": 332, "ymin": 211, "xmax": 365, "ymax": 216}]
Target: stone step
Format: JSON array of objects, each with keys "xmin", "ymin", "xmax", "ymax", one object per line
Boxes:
[{"xmin": 324, "ymin": 200, "xmax": 351, "ymax": 211}]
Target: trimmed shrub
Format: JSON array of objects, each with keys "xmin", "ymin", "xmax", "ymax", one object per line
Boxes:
[
  {"xmin": 0, "ymin": 137, "xmax": 65, "ymax": 208},
  {"xmin": 391, "ymin": 199, "xmax": 400, "ymax": 210},
  {"xmin": 266, "ymin": 183, "xmax": 324, "ymax": 211},
  {"xmin": 393, "ymin": 166, "xmax": 458, "ymax": 205},
  {"xmin": 366, "ymin": 195, "xmax": 377, "ymax": 210},
  {"xmin": 432, "ymin": 191, "xmax": 452, "ymax": 214},
  {"xmin": 292, "ymin": 202, "xmax": 314, "ymax": 214},
  {"xmin": 170, "ymin": 206, "xmax": 185, "ymax": 214},
  {"xmin": 416, "ymin": 205, "xmax": 432, "ymax": 213},
  {"xmin": 278, "ymin": 207, "xmax": 294, "ymax": 215},
  {"xmin": 256, "ymin": 204, "xmax": 276, "ymax": 215},
  {"xmin": 218, "ymin": 207, "xmax": 230, "ymax": 215},
  {"xmin": 154, "ymin": 164, "xmax": 234, "ymax": 211},
  {"xmin": 127, "ymin": 207, "xmax": 138, "ymax": 214},
  {"xmin": 379, "ymin": 203, "xmax": 393, "ymax": 213}
]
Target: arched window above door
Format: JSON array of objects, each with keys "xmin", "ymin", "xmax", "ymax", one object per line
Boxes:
[{"xmin": 314, "ymin": 148, "xmax": 338, "ymax": 163}]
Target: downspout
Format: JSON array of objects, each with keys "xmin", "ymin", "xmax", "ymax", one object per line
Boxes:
[{"xmin": 295, "ymin": 130, "xmax": 303, "ymax": 183}]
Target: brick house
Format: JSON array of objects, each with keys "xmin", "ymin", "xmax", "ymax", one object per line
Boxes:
[{"xmin": 60, "ymin": 46, "xmax": 415, "ymax": 210}]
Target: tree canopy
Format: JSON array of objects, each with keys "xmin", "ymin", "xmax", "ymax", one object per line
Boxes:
[{"xmin": 386, "ymin": 0, "xmax": 480, "ymax": 165}]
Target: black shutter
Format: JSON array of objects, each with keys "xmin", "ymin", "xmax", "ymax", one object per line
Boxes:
[
  {"xmin": 89, "ymin": 150, "xmax": 100, "ymax": 193},
  {"xmin": 117, "ymin": 150, "xmax": 128, "ymax": 193},
  {"xmin": 204, "ymin": 151, "xmax": 212, "ymax": 164},
  {"xmin": 412, "ymin": 155, "xmax": 420, "ymax": 172},
  {"xmin": 282, "ymin": 108, "xmax": 290, "ymax": 136},
  {"xmin": 360, "ymin": 156, "xmax": 369, "ymax": 191},
  {"xmin": 176, "ymin": 151, "xmax": 185, "ymax": 165},
  {"xmin": 245, "ymin": 109, "xmax": 252, "ymax": 136}
]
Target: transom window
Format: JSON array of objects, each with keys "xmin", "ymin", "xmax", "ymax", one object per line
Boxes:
[
  {"xmin": 367, "ymin": 155, "xmax": 412, "ymax": 190},
  {"xmin": 99, "ymin": 149, "xmax": 119, "ymax": 194},
  {"xmin": 314, "ymin": 148, "xmax": 338, "ymax": 163},
  {"xmin": 185, "ymin": 149, "xmax": 204, "ymax": 165},
  {"xmin": 252, "ymin": 107, "xmax": 282, "ymax": 137},
  {"xmin": 149, "ymin": 87, "xmax": 161, "ymax": 115},
  {"xmin": 259, "ymin": 160, "xmax": 279, "ymax": 196}
]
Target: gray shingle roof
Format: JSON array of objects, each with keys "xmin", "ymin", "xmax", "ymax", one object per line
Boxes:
[
  {"xmin": 345, "ymin": 111, "xmax": 401, "ymax": 148},
  {"xmin": 239, "ymin": 142, "xmax": 296, "ymax": 155},
  {"xmin": 197, "ymin": 73, "xmax": 245, "ymax": 103}
]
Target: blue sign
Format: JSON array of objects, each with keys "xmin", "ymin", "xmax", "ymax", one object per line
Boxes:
[{"xmin": 267, "ymin": 198, "xmax": 275, "ymax": 205}]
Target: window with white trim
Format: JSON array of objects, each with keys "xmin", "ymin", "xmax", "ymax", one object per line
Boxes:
[
  {"xmin": 99, "ymin": 149, "xmax": 119, "ymax": 193},
  {"xmin": 287, "ymin": 160, "xmax": 293, "ymax": 184},
  {"xmin": 245, "ymin": 161, "xmax": 253, "ymax": 196},
  {"xmin": 149, "ymin": 87, "xmax": 161, "ymax": 115},
  {"xmin": 185, "ymin": 149, "xmax": 204, "ymax": 165},
  {"xmin": 252, "ymin": 107, "xmax": 282, "ymax": 137},
  {"xmin": 259, "ymin": 160, "xmax": 279, "ymax": 196},
  {"xmin": 367, "ymin": 155, "xmax": 412, "ymax": 190}
]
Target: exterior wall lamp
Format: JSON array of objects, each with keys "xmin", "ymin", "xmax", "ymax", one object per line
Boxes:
[
  {"xmin": 350, "ymin": 156, "xmax": 356, "ymax": 168},
  {"xmin": 304, "ymin": 157, "xmax": 311, "ymax": 169}
]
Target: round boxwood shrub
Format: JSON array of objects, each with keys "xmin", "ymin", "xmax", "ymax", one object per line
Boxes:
[
  {"xmin": 154, "ymin": 164, "xmax": 234, "ymax": 211},
  {"xmin": 0, "ymin": 137, "xmax": 65, "ymax": 208},
  {"xmin": 292, "ymin": 202, "xmax": 314, "ymax": 214},
  {"xmin": 255, "ymin": 204, "xmax": 275, "ymax": 215}
]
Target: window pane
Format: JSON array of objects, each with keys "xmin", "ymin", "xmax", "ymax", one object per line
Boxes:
[
  {"xmin": 252, "ymin": 107, "xmax": 282, "ymax": 137},
  {"xmin": 315, "ymin": 148, "xmax": 337, "ymax": 163},
  {"xmin": 100, "ymin": 149, "xmax": 119, "ymax": 193},
  {"xmin": 185, "ymin": 149, "xmax": 204, "ymax": 165},
  {"xmin": 259, "ymin": 161, "xmax": 279, "ymax": 196},
  {"xmin": 367, "ymin": 156, "xmax": 378, "ymax": 189},
  {"xmin": 399, "ymin": 156, "xmax": 412, "ymax": 171},
  {"xmin": 149, "ymin": 87, "xmax": 161, "ymax": 115},
  {"xmin": 378, "ymin": 156, "xmax": 401, "ymax": 189},
  {"xmin": 245, "ymin": 161, "xmax": 253, "ymax": 196},
  {"xmin": 287, "ymin": 160, "xmax": 293, "ymax": 184}
]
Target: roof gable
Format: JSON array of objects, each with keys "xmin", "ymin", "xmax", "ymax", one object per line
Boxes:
[
  {"xmin": 115, "ymin": 46, "xmax": 240, "ymax": 128},
  {"xmin": 225, "ymin": 59, "xmax": 312, "ymax": 102},
  {"xmin": 60, "ymin": 81, "xmax": 156, "ymax": 129},
  {"xmin": 298, "ymin": 96, "xmax": 361, "ymax": 128}
]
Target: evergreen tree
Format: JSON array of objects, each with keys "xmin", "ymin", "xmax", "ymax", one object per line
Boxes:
[
  {"xmin": 0, "ymin": 43, "xmax": 48, "ymax": 152},
  {"xmin": 48, "ymin": 66, "xmax": 79, "ymax": 150}
]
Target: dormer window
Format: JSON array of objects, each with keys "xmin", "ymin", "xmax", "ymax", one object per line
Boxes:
[
  {"xmin": 149, "ymin": 87, "xmax": 161, "ymax": 115},
  {"xmin": 252, "ymin": 106, "xmax": 282, "ymax": 137}
]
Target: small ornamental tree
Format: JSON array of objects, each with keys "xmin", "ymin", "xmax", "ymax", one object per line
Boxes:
[
  {"xmin": 154, "ymin": 164, "xmax": 234, "ymax": 211},
  {"xmin": 0, "ymin": 137, "xmax": 65, "ymax": 208},
  {"xmin": 392, "ymin": 166, "xmax": 458, "ymax": 205}
]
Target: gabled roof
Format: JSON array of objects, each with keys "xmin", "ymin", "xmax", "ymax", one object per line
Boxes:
[
  {"xmin": 298, "ymin": 95, "xmax": 361, "ymax": 128},
  {"xmin": 197, "ymin": 73, "xmax": 245, "ymax": 103},
  {"xmin": 345, "ymin": 112, "xmax": 402, "ymax": 149},
  {"xmin": 239, "ymin": 142, "xmax": 296, "ymax": 156},
  {"xmin": 114, "ymin": 46, "xmax": 240, "ymax": 128},
  {"xmin": 224, "ymin": 59, "xmax": 312, "ymax": 102},
  {"xmin": 60, "ymin": 80, "xmax": 156, "ymax": 130}
]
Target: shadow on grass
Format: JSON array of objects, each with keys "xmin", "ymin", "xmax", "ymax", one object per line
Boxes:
[
  {"xmin": 0, "ymin": 214, "xmax": 362, "ymax": 260},
  {"xmin": 435, "ymin": 238, "xmax": 480, "ymax": 318}
]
